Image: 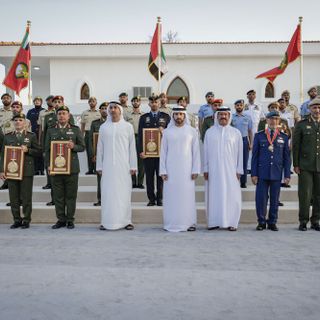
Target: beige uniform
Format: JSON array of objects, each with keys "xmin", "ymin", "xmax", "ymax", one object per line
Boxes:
[
  {"xmin": 81, "ymin": 109, "xmax": 101, "ymax": 131},
  {"xmin": 0, "ymin": 107, "xmax": 13, "ymax": 131},
  {"xmin": 126, "ymin": 110, "xmax": 144, "ymax": 134},
  {"xmin": 188, "ymin": 112, "xmax": 197, "ymax": 129},
  {"xmin": 286, "ymin": 104, "xmax": 300, "ymax": 125},
  {"xmin": 159, "ymin": 105, "xmax": 172, "ymax": 115},
  {"xmin": 122, "ymin": 105, "xmax": 133, "ymax": 121}
]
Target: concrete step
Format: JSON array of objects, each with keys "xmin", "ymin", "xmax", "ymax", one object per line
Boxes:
[
  {"xmin": 0, "ymin": 185, "xmax": 299, "ymax": 203},
  {"xmin": 0, "ymin": 201, "xmax": 299, "ymax": 225}
]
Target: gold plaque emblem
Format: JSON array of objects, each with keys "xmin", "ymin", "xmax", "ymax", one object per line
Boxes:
[
  {"xmin": 7, "ymin": 160, "xmax": 19, "ymax": 173},
  {"xmin": 55, "ymin": 155, "xmax": 66, "ymax": 168},
  {"xmin": 146, "ymin": 141, "xmax": 157, "ymax": 152}
]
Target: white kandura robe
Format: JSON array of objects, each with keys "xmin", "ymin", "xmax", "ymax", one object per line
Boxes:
[
  {"xmin": 96, "ymin": 120, "xmax": 137, "ymax": 230},
  {"xmin": 203, "ymin": 124, "xmax": 243, "ymax": 228},
  {"xmin": 160, "ymin": 125, "xmax": 201, "ymax": 232}
]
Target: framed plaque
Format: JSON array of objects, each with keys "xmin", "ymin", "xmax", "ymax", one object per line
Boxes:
[
  {"xmin": 4, "ymin": 146, "xmax": 25, "ymax": 180},
  {"xmin": 49, "ymin": 141, "xmax": 71, "ymax": 175},
  {"xmin": 143, "ymin": 128, "xmax": 161, "ymax": 158},
  {"xmin": 93, "ymin": 132, "xmax": 99, "ymax": 157}
]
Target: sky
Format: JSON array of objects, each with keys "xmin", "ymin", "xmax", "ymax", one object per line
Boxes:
[{"xmin": 0, "ymin": 0, "xmax": 320, "ymax": 43}]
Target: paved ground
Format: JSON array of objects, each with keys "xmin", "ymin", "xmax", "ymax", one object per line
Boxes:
[{"xmin": 0, "ymin": 224, "xmax": 319, "ymax": 320}]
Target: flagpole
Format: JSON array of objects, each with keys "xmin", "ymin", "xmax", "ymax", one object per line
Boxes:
[
  {"xmin": 157, "ymin": 16, "xmax": 161, "ymax": 95},
  {"xmin": 27, "ymin": 20, "xmax": 32, "ymax": 105},
  {"xmin": 299, "ymin": 16, "xmax": 303, "ymax": 104}
]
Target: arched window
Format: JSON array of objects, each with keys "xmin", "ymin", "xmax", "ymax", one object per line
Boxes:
[
  {"xmin": 265, "ymin": 81, "xmax": 275, "ymax": 98},
  {"xmin": 166, "ymin": 77, "xmax": 189, "ymax": 104},
  {"xmin": 80, "ymin": 83, "xmax": 90, "ymax": 100}
]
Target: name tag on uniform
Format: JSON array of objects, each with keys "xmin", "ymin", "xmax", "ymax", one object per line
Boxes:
[
  {"xmin": 306, "ymin": 126, "xmax": 312, "ymax": 129},
  {"xmin": 24, "ymin": 138, "xmax": 30, "ymax": 143},
  {"xmin": 277, "ymin": 139, "xmax": 284, "ymax": 144},
  {"xmin": 159, "ymin": 118, "xmax": 166, "ymax": 124},
  {"xmin": 146, "ymin": 117, "xmax": 150, "ymax": 123},
  {"xmin": 66, "ymin": 131, "xmax": 74, "ymax": 135}
]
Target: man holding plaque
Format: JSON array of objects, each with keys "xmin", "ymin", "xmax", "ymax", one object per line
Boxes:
[
  {"xmin": 89, "ymin": 101, "xmax": 108, "ymax": 206},
  {"xmin": 0, "ymin": 113, "xmax": 41, "ymax": 229},
  {"xmin": 138, "ymin": 95, "xmax": 170, "ymax": 206},
  {"xmin": 45, "ymin": 105, "xmax": 85, "ymax": 229},
  {"xmin": 251, "ymin": 111, "xmax": 291, "ymax": 231}
]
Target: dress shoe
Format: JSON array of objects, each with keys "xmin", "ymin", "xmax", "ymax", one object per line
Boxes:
[
  {"xmin": 147, "ymin": 201, "xmax": 156, "ymax": 206},
  {"xmin": 93, "ymin": 201, "xmax": 101, "ymax": 206},
  {"xmin": 256, "ymin": 223, "xmax": 266, "ymax": 231},
  {"xmin": 278, "ymin": 202, "xmax": 284, "ymax": 206},
  {"xmin": 40, "ymin": 171, "xmax": 45, "ymax": 175},
  {"xmin": 52, "ymin": 221, "xmax": 66, "ymax": 229},
  {"xmin": 299, "ymin": 223, "xmax": 307, "ymax": 231},
  {"xmin": 85, "ymin": 171, "xmax": 94, "ymax": 175},
  {"xmin": 42, "ymin": 184, "xmax": 52, "ymax": 190},
  {"xmin": 240, "ymin": 183, "xmax": 247, "ymax": 188},
  {"xmin": 7, "ymin": 201, "xmax": 22, "ymax": 206},
  {"xmin": 157, "ymin": 200, "xmax": 163, "ymax": 206},
  {"xmin": 0, "ymin": 184, "xmax": 8, "ymax": 190},
  {"xmin": 268, "ymin": 224, "xmax": 279, "ymax": 231},
  {"xmin": 310, "ymin": 223, "xmax": 320, "ymax": 231},
  {"xmin": 137, "ymin": 184, "xmax": 145, "ymax": 189},
  {"xmin": 21, "ymin": 221, "xmax": 30, "ymax": 229},
  {"xmin": 132, "ymin": 184, "xmax": 137, "ymax": 188},
  {"xmin": 46, "ymin": 201, "xmax": 55, "ymax": 206},
  {"xmin": 281, "ymin": 183, "xmax": 291, "ymax": 188},
  {"xmin": 10, "ymin": 221, "xmax": 22, "ymax": 229},
  {"xmin": 67, "ymin": 222, "xmax": 75, "ymax": 229}
]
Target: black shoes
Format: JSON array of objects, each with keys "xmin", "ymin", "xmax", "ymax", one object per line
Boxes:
[
  {"xmin": 278, "ymin": 202, "xmax": 284, "ymax": 207},
  {"xmin": 281, "ymin": 183, "xmax": 291, "ymax": 188},
  {"xmin": 137, "ymin": 184, "xmax": 145, "ymax": 189},
  {"xmin": 157, "ymin": 200, "xmax": 163, "ymax": 206},
  {"xmin": 67, "ymin": 222, "xmax": 75, "ymax": 229},
  {"xmin": 268, "ymin": 224, "xmax": 279, "ymax": 231},
  {"xmin": 52, "ymin": 221, "xmax": 66, "ymax": 229},
  {"xmin": 21, "ymin": 221, "xmax": 30, "ymax": 229},
  {"xmin": 46, "ymin": 201, "xmax": 55, "ymax": 206},
  {"xmin": 0, "ymin": 184, "xmax": 8, "ymax": 190},
  {"xmin": 299, "ymin": 223, "xmax": 307, "ymax": 231},
  {"xmin": 10, "ymin": 221, "xmax": 22, "ymax": 229},
  {"xmin": 85, "ymin": 171, "xmax": 94, "ymax": 175},
  {"xmin": 240, "ymin": 183, "xmax": 247, "ymax": 188},
  {"xmin": 93, "ymin": 201, "xmax": 101, "ymax": 206},
  {"xmin": 147, "ymin": 201, "xmax": 156, "ymax": 206},
  {"xmin": 311, "ymin": 223, "xmax": 320, "ymax": 231},
  {"xmin": 42, "ymin": 184, "xmax": 51, "ymax": 189},
  {"xmin": 256, "ymin": 223, "xmax": 267, "ymax": 231}
]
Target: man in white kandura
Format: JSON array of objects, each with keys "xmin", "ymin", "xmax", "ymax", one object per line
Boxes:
[
  {"xmin": 96, "ymin": 101, "xmax": 137, "ymax": 231},
  {"xmin": 203, "ymin": 106, "xmax": 243, "ymax": 231},
  {"xmin": 160, "ymin": 107, "xmax": 201, "ymax": 232}
]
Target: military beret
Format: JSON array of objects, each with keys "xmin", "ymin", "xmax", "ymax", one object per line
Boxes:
[
  {"xmin": 277, "ymin": 98, "xmax": 285, "ymax": 103},
  {"xmin": 33, "ymin": 96, "xmax": 42, "ymax": 102},
  {"xmin": 281, "ymin": 90, "xmax": 290, "ymax": 95},
  {"xmin": 88, "ymin": 96, "xmax": 97, "ymax": 102},
  {"xmin": 308, "ymin": 86, "xmax": 317, "ymax": 94},
  {"xmin": 149, "ymin": 95, "xmax": 159, "ymax": 101},
  {"xmin": 11, "ymin": 101, "xmax": 23, "ymax": 107},
  {"xmin": 177, "ymin": 96, "xmax": 187, "ymax": 103},
  {"xmin": 205, "ymin": 91, "xmax": 214, "ymax": 97},
  {"xmin": 247, "ymin": 89, "xmax": 256, "ymax": 95},
  {"xmin": 309, "ymin": 97, "xmax": 320, "ymax": 107},
  {"xmin": 216, "ymin": 106, "xmax": 231, "ymax": 112},
  {"xmin": 266, "ymin": 111, "xmax": 280, "ymax": 119},
  {"xmin": 119, "ymin": 92, "xmax": 128, "ymax": 97},
  {"xmin": 12, "ymin": 112, "xmax": 26, "ymax": 120},
  {"xmin": 267, "ymin": 102, "xmax": 280, "ymax": 110},
  {"xmin": 99, "ymin": 102, "xmax": 109, "ymax": 109},
  {"xmin": 56, "ymin": 105, "xmax": 70, "ymax": 113},
  {"xmin": 234, "ymin": 99, "xmax": 244, "ymax": 105},
  {"xmin": 1, "ymin": 93, "xmax": 12, "ymax": 100},
  {"xmin": 52, "ymin": 95, "xmax": 64, "ymax": 102},
  {"xmin": 46, "ymin": 95, "xmax": 55, "ymax": 101},
  {"xmin": 213, "ymin": 99, "xmax": 223, "ymax": 104},
  {"xmin": 131, "ymin": 96, "xmax": 141, "ymax": 102}
]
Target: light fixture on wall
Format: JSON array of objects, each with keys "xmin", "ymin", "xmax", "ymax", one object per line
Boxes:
[{"xmin": 33, "ymin": 66, "xmax": 40, "ymax": 70}]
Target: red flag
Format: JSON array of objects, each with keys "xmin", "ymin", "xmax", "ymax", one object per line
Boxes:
[
  {"xmin": 256, "ymin": 24, "xmax": 301, "ymax": 82},
  {"xmin": 3, "ymin": 23, "xmax": 31, "ymax": 96}
]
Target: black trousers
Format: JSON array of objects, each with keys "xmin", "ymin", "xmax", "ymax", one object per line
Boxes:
[{"xmin": 143, "ymin": 158, "xmax": 162, "ymax": 202}]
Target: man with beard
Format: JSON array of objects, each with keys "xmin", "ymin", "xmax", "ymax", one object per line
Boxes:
[
  {"xmin": 204, "ymin": 106, "xmax": 243, "ymax": 231},
  {"xmin": 27, "ymin": 96, "xmax": 45, "ymax": 175},
  {"xmin": 126, "ymin": 96, "xmax": 145, "ymax": 189},
  {"xmin": 81, "ymin": 97, "xmax": 101, "ymax": 175},
  {"xmin": 300, "ymin": 86, "xmax": 318, "ymax": 118},
  {"xmin": 198, "ymin": 91, "xmax": 215, "ymax": 134},
  {"xmin": 159, "ymin": 92, "xmax": 172, "ymax": 115},
  {"xmin": 281, "ymin": 90, "xmax": 300, "ymax": 126},
  {"xmin": 119, "ymin": 92, "xmax": 132, "ymax": 120},
  {"xmin": 89, "ymin": 102, "xmax": 108, "ymax": 206},
  {"xmin": 177, "ymin": 96, "xmax": 196, "ymax": 128},
  {"xmin": 232, "ymin": 99, "xmax": 253, "ymax": 188},
  {"xmin": 160, "ymin": 106, "xmax": 200, "ymax": 232}
]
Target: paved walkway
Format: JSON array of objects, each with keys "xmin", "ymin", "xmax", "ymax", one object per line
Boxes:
[{"xmin": 0, "ymin": 224, "xmax": 319, "ymax": 320}]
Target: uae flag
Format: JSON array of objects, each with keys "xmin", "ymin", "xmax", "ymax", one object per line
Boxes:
[
  {"xmin": 148, "ymin": 22, "xmax": 167, "ymax": 81},
  {"xmin": 3, "ymin": 22, "xmax": 31, "ymax": 96},
  {"xmin": 256, "ymin": 24, "xmax": 301, "ymax": 82}
]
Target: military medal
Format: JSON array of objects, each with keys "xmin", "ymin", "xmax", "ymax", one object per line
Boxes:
[
  {"xmin": 146, "ymin": 130, "xmax": 157, "ymax": 152},
  {"xmin": 54, "ymin": 143, "xmax": 66, "ymax": 168},
  {"xmin": 7, "ymin": 149, "xmax": 19, "ymax": 173},
  {"xmin": 265, "ymin": 128, "xmax": 279, "ymax": 153}
]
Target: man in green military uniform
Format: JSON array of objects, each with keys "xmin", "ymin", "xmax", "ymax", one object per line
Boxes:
[
  {"xmin": 0, "ymin": 113, "xmax": 41, "ymax": 229},
  {"xmin": 89, "ymin": 102, "xmax": 108, "ymax": 206},
  {"xmin": 81, "ymin": 96, "xmax": 101, "ymax": 174},
  {"xmin": 119, "ymin": 92, "xmax": 132, "ymax": 120},
  {"xmin": 45, "ymin": 105, "xmax": 85, "ymax": 229},
  {"xmin": 126, "ymin": 96, "xmax": 145, "ymax": 188},
  {"xmin": 293, "ymin": 97, "xmax": 320, "ymax": 231}
]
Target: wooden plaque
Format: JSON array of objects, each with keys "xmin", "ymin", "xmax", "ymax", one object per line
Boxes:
[
  {"xmin": 49, "ymin": 141, "xmax": 71, "ymax": 175},
  {"xmin": 143, "ymin": 128, "xmax": 161, "ymax": 158},
  {"xmin": 93, "ymin": 132, "xmax": 99, "ymax": 157},
  {"xmin": 4, "ymin": 146, "xmax": 25, "ymax": 180}
]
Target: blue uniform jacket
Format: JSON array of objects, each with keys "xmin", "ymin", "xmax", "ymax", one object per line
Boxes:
[{"xmin": 251, "ymin": 130, "xmax": 291, "ymax": 181}]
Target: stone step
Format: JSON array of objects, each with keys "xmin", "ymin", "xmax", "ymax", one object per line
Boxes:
[
  {"xmin": 0, "ymin": 201, "xmax": 299, "ymax": 225},
  {"xmin": 0, "ymin": 185, "xmax": 299, "ymax": 203}
]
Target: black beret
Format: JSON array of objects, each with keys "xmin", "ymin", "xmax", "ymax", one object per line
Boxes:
[
  {"xmin": 247, "ymin": 89, "xmax": 256, "ymax": 95},
  {"xmin": 234, "ymin": 99, "xmax": 244, "ymax": 105},
  {"xmin": 56, "ymin": 105, "xmax": 70, "ymax": 113},
  {"xmin": 99, "ymin": 102, "xmax": 109, "ymax": 109},
  {"xmin": 131, "ymin": 96, "xmax": 141, "ymax": 102},
  {"xmin": 205, "ymin": 91, "xmax": 214, "ymax": 97},
  {"xmin": 149, "ymin": 95, "xmax": 159, "ymax": 101},
  {"xmin": 119, "ymin": 92, "xmax": 128, "ymax": 97}
]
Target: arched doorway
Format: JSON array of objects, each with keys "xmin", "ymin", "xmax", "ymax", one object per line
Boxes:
[
  {"xmin": 80, "ymin": 83, "xmax": 90, "ymax": 100},
  {"xmin": 265, "ymin": 81, "xmax": 275, "ymax": 98},
  {"xmin": 166, "ymin": 77, "xmax": 190, "ymax": 104}
]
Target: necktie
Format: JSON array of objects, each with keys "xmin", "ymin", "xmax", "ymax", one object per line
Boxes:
[{"xmin": 270, "ymin": 130, "xmax": 274, "ymax": 139}]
